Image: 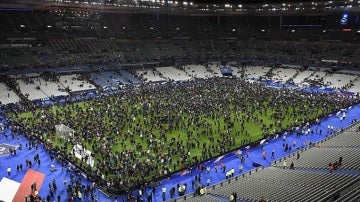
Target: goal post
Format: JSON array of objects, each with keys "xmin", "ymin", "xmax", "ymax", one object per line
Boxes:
[{"xmin": 55, "ymin": 124, "xmax": 74, "ymax": 139}]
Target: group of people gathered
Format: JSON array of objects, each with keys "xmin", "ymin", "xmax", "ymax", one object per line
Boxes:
[{"xmin": 6, "ymin": 76, "xmax": 359, "ymax": 196}]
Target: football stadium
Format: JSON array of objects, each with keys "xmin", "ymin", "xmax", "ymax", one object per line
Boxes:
[{"xmin": 0, "ymin": 0, "xmax": 360, "ymax": 201}]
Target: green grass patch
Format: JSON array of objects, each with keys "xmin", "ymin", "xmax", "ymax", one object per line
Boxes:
[{"xmin": 8, "ymin": 78, "xmax": 342, "ymax": 189}]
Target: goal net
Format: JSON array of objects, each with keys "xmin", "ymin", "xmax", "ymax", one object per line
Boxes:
[{"xmin": 55, "ymin": 124, "xmax": 74, "ymax": 139}]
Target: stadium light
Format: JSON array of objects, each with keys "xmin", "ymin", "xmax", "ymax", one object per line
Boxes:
[
  {"xmin": 232, "ymin": 28, "xmax": 236, "ymax": 32},
  {"xmin": 238, "ymin": 4, "xmax": 242, "ymax": 8},
  {"xmin": 291, "ymin": 29, "xmax": 296, "ymax": 33},
  {"xmin": 183, "ymin": 1, "xmax": 188, "ymax": 6},
  {"xmin": 261, "ymin": 29, "xmax": 266, "ymax": 32},
  {"xmin": 47, "ymin": 25, "xmax": 52, "ymax": 28},
  {"xmin": 20, "ymin": 24, "xmax": 26, "ymax": 28}
]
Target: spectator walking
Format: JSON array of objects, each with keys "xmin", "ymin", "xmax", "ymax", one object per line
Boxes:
[
  {"xmin": 239, "ymin": 165, "xmax": 243, "ymax": 173},
  {"xmin": 7, "ymin": 166, "xmax": 11, "ymax": 176}
]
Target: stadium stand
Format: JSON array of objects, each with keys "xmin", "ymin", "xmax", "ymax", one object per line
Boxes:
[
  {"xmin": 155, "ymin": 66, "xmax": 192, "ymax": 81},
  {"xmin": 15, "ymin": 77, "xmax": 50, "ymax": 101},
  {"xmin": 208, "ymin": 168, "xmax": 359, "ymax": 202},
  {"xmin": 182, "ymin": 122, "xmax": 360, "ymax": 202},
  {"xmin": 58, "ymin": 74, "xmax": 96, "ymax": 92},
  {"xmin": 271, "ymin": 67, "xmax": 298, "ymax": 82},
  {"xmin": 244, "ymin": 66, "xmax": 272, "ymax": 80},
  {"xmin": 2, "ymin": 63, "xmax": 359, "ymax": 102},
  {"xmin": 273, "ymin": 147, "xmax": 360, "ymax": 170},
  {"xmin": 292, "ymin": 70, "xmax": 315, "ymax": 85},
  {"xmin": 207, "ymin": 63, "xmax": 223, "ymax": 77},
  {"xmin": 348, "ymin": 78, "xmax": 360, "ymax": 94},
  {"xmin": 322, "ymin": 73, "xmax": 357, "ymax": 89},
  {"xmin": 136, "ymin": 68, "xmax": 166, "ymax": 83},
  {"xmin": 182, "ymin": 64, "xmax": 215, "ymax": 79},
  {"xmin": 90, "ymin": 71, "xmax": 129, "ymax": 90},
  {"xmin": 306, "ymin": 70, "xmax": 327, "ymax": 84},
  {"xmin": 334, "ymin": 188, "xmax": 360, "ymax": 202},
  {"xmin": 118, "ymin": 70, "xmax": 142, "ymax": 84},
  {"xmin": 0, "ymin": 82, "xmax": 20, "ymax": 105}
]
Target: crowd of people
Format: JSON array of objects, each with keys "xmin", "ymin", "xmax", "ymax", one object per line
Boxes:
[{"xmin": 8, "ymin": 76, "xmax": 359, "ymax": 195}]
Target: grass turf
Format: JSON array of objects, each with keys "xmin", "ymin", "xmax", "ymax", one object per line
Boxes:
[{"xmin": 7, "ymin": 81, "xmax": 333, "ymax": 189}]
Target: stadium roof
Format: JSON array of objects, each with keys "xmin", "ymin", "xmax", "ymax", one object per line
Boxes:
[{"xmin": 0, "ymin": 0, "xmax": 359, "ymax": 14}]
